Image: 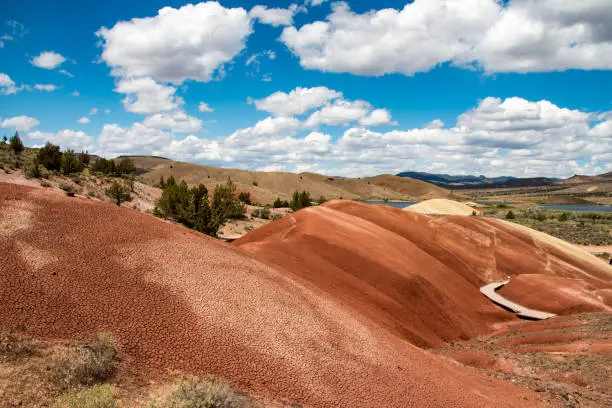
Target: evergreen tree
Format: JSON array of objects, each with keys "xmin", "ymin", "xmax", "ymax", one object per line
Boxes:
[
  {"xmin": 37, "ymin": 142, "xmax": 62, "ymax": 171},
  {"xmin": 105, "ymin": 182, "xmax": 132, "ymax": 206},
  {"xmin": 2, "ymin": 135, "xmax": 7, "ymax": 144},
  {"xmin": 60, "ymin": 149, "xmax": 84, "ymax": 175},
  {"xmin": 158, "ymin": 175, "xmax": 166, "ymax": 189},
  {"xmin": 116, "ymin": 157, "xmax": 136, "ymax": 175},
  {"xmin": 79, "ymin": 151, "xmax": 90, "ymax": 166},
  {"xmin": 9, "ymin": 132, "xmax": 24, "ymax": 155}
]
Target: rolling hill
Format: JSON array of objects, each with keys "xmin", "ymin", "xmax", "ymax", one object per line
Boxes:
[{"xmin": 123, "ymin": 156, "xmax": 454, "ymax": 204}]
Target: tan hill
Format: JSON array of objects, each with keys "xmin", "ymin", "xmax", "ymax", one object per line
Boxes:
[
  {"xmin": 541, "ymin": 195, "xmax": 596, "ymax": 205},
  {"xmin": 405, "ymin": 198, "xmax": 479, "ymax": 215},
  {"xmin": 1, "ymin": 182, "xmax": 547, "ymax": 408},
  {"xmin": 124, "ymin": 156, "xmax": 454, "ymax": 204}
]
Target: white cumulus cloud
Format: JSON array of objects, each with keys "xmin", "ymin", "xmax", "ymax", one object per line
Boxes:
[
  {"xmin": 281, "ymin": 0, "xmax": 612, "ymax": 76},
  {"xmin": 97, "ymin": 2, "xmax": 252, "ymax": 84},
  {"xmin": 198, "ymin": 102, "xmax": 213, "ymax": 112},
  {"xmin": 77, "ymin": 117, "xmax": 90, "ymax": 124},
  {"xmin": 30, "ymin": 51, "xmax": 66, "ymax": 70},
  {"xmin": 114, "ymin": 77, "xmax": 181, "ymax": 114},
  {"xmin": 252, "ymin": 86, "xmax": 342, "ymax": 117},
  {"xmin": 1, "ymin": 116, "xmax": 40, "ymax": 131},
  {"xmin": 249, "ymin": 4, "xmax": 304, "ymax": 27},
  {"xmin": 143, "ymin": 111, "xmax": 203, "ymax": 133},
  {"xmin": 28, "ymin": 129, "xmax": 94, "ymax": 151}
]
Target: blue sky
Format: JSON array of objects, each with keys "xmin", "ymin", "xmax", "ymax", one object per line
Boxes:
[{"xmin": 1, "ymin": 0, "xmax": 611, "ymax": 177}]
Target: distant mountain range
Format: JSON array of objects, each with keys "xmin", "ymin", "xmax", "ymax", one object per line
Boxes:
[
  {"xmin": 396, "ymin": 171, "xmax": 560, "ymax": 189},
  {"xmin": 396, "ymin": 171, "xmax": 516, "ymax": 185}
]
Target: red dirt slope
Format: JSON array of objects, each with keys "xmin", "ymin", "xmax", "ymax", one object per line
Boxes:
[
  {"xmin": 235, "ymin": 200, "xmax": 612, "ymax": 348},
  {"xmin": 0, "ymin": 183, "xmax": 542, "ymax": 408}
]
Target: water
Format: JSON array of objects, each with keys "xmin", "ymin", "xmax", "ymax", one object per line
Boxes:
[
  {"xmin": 365, "ymin": 201, "xmax": 414, "ymax": 209},
  {"xmin": 537, "ymin": 204, "xmax": 612, "ymax": 213}
]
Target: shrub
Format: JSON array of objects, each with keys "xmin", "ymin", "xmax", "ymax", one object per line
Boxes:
[
  {"xmin": 317, "ymin": 195, "xmax": 327, "ymax": 205},
  {"xmin": 38, "ymin": 142, "xmax": 63, "ymax": 171},
  {"xmin": 79, "ymin": 151, "xmax": 90, "ymax": 166},
  {"xmin": 116, "ymin": 157, "xmax": 136, "ymax": 175},
  {"xmin": 271, "ymin": 214, "xmax": 283, "ymax": 221},
  {"xmin": 252, "ymin": 207, "xmax": 270, "ymax": 219},
  {"xmin": 290, "ymin": 190, "xmax": 312, "ymax": 211},
  {"xmin": 166, "ymin": 376, "xmax": 252, "ymax": 408},
  {"xmin": 40, "ymin": 180, "xmax": 52, "ymax": 188},
  {"xmin": 558, "ymin": 212, "xmax": 569, "ymax": 222},
  {"xmin": 211, "ymin": 178, "xmax": 246, "ymax": 221},
  {"xmin": 25, "ymin": 160, "xmax": 42, "ymax": 178},
  {"xmin": 105, "ymin": 181, "xmax": 132, "ymax": 206},
  {"xmin": 505, "ymin": 210, "xmax": 515, "ymax": 220},
  {"xmin": 91, "ymin": 158, "xmax": 116, "ymax": 175},
  {"xmin": 60, "ymin": 183, "xmax": 75, "ymax": 196},
  {"xmin": 61, "ymin": 150, "xmax": 84, "ymax": 175},
  {"xmin": 51, "ymin": 333, "xmax": 117, "ymax": 390},
  {"xmin": 238, "ymin": 191, "xmax": 251, "ymax": 205},
  {"xmin": 0, "ymin": 333, "xmax": 38, "ymax": 361},
  {"xmin": 156, "ymin": 182, "xmax": 219, "ymax": 236},
  {"xmin": 157, "ymin": 175, "xmax": 166, "ymax": 189},
  {"xmin": 252, "ymin": 181, "xmax": 258, "ymax": 187},
  {"xmin": 9, "ymin": 132, "xmax": 24, "ymax": 155},
  {"xmin": 55, "ymin": 384, "xmax": 117, "ymax": 408},
  {"xmin": 273, "ymin": 197, "xmax": 289, "ymax": 208}
]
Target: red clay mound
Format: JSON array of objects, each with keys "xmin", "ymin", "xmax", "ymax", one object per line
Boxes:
[
  {"xmin": 0, "ymin": 183, "xmax": 543, "ymax": 407},
  {"xmin": 235, "ymin": 200, "xmax": 611, "ymax": 349},
  {"xmin": 498, "ymin": 274, "xmax": 612, "ymax": 315}
]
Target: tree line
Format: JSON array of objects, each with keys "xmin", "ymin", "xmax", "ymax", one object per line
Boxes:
[{"xmin": 154, "ymin": 176, "xmax": 246, "ymax": 237}]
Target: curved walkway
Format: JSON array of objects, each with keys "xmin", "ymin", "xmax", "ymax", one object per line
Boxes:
[{"xmin": 480, "ymin": 280, "xmax": 556, "ymax": 320}]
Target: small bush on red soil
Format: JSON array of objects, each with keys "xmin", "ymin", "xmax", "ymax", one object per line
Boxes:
[
  {"xmin": 55, "ymin": 384, "xmax": 117, "ymax": 408},
  {"xmin": 50, "ymin": 333, "xmax": 118, "ymax": 390},
  {"xmin": 0, "ymin": 333, "xmax": 38, "ymax": 361},
  {"xmin": 165, "ymin": 376, "xmax": 255, "ymax": 408}
]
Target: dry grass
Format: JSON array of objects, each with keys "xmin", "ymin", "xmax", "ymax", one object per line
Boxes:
[
  {"xmin": 54, "ymin": 384, "xmax": 117, "ymax": 408},
  {"xmin": 0, "ymin": 333, "xmax": 39, "ymax": 361},
  {"xmin": 162, "ymin": 376, "xmax": 258, "ymax": 408},
  {"xmin": 50, "ymin": 333, "xmax": 118, "ymax": 390}
]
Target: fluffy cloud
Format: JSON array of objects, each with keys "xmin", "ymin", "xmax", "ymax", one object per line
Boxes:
[
  {"xmin": 114, "ymin": 77, "xmax": 180, "ymax": 114},
  {"xmin": 0, "ymin": 73, "xmax": 18, "ymax": 95},
  {"xmin": 1, "ymin": 116, "xmax": 40, "ymax": 131},
  {"xmin": 98, "ymin": 123, "xmax": 173, "ymax": 156},
  {"xmin": 77, "ymin": 117, "xmax": 90, "ymax": 124},
  {"xmin": 143, "ymin": 111, "xmax": 203, "ymax": 133},
  {"xmin": 34, "ymin": 84, "xmax": 58, "ymax": 92},
  {"xmin": 359, "ymin": 109, "xmax": 394, "ymax": 127},
  {"xmin": 472, "ymin": 0, "xmax": 612, "ymax": 72},
  {"xmin": 30, "ymin": 51, "xmax": 66, "ymax": 70},
  {"xmin": 306, "ymin": 0, "xmax": 327, "ymax": 6},
  {"xmin": 249, "ymin": 4, "xmax": 304, "ymax": 27},
  {"xmin": 97, "ymin": 2, "xmax": 252, "ymax": 84},
  {"xmin": 304, "ymin": 99, "xmax": 371, "ymax": 127},
  {"xmin": 198, "ymin": 102, "xmax": 213, "ymax": 112},
  {"xmin": 90, "ymin": 108, "xmax": 98, "ymax": 115},
  {"xmin": 252, "ymin": 86, "xmax": 342, "ymax": 116},
  {"xmin": 78, "ymin": 95, "xmax": 612, "ymax": 179},
  {"xmin": 281, "ymin": 0, "xmax": 612, "ymax": 76},
  {"xmin": 28, "ymin": 129, "xmax": 94, "ymax": 151}
]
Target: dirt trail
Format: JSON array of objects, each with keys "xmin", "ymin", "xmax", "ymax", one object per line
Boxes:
[{"xmin": 0, "ymin": 183, "xmax": 544, "ymax": 408}]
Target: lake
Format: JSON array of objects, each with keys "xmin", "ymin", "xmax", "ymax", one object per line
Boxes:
[
  {"xmin": 365, "ymin": 201, "xmax": 414, "ymax": 209},
  {"xmin": 538, "ymin": 204, "xmax": 612, "ymax": 213}
]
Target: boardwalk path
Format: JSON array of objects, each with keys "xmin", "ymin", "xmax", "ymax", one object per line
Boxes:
[{"xmin": 480, "ymin": 280, "xmax": 556, "ymax": 320}]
